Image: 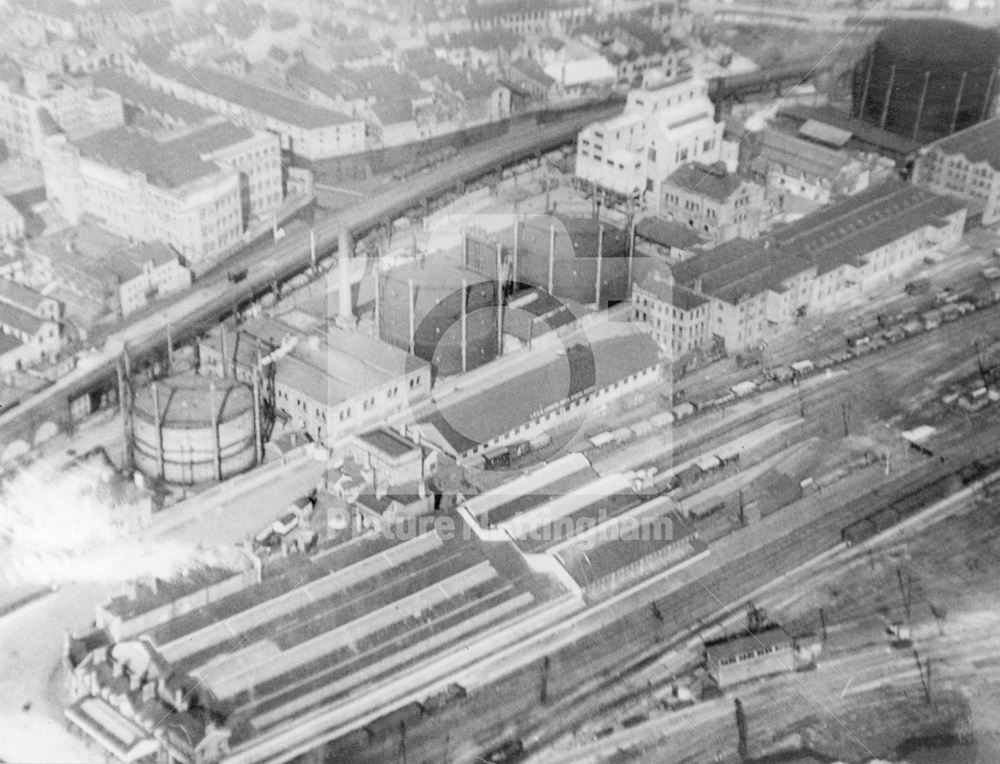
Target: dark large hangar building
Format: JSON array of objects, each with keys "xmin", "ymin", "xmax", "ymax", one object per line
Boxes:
[
  {"xmin": 852, "ymin": 20, "xmax": 1000, "ymax": 144},
  {"xmin": 378, "ymin": 260, "xmax": 501, "ymax": 378},
  {"xmin": 514, "ymin": 214, "xmax": 631, "ymax": 307}
]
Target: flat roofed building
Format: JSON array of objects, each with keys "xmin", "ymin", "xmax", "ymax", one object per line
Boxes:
[
  {"xmin": 41, "ymin": 120, "xmax": 278, "ymax": 266},
  {"xmin": 576, "ymin": 74, "xmax": 724, "ymax": 204},
  {"xmin": 0, "ymin": 61, "xmax": 125, "ymax": 159},
  {"xmin": 661, "ymin": 162, "xmax": 764, "ymax": 244},
  {"xmin": 128, "ymin": 57, "xmax": 367, "ymax": 160},
  {"xmin": 349, "ymin": 427, "xmax": 427, "ymax": 491},
  {"xmin": 912, "ymin": 115, "xmax": 1000, "ymax": 225}
]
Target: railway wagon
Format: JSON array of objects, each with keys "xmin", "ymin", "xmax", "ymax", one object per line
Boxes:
[{"xmin": 842, "ymin": 517, "xmax": 877, "ymax": 546}]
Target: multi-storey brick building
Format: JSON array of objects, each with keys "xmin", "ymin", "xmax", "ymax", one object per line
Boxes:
[
  {"xmin": 660, "ymin": 162, "xmax": 765, "ymax": 244},
  {"xmin": 41, "ymin": 121, "xmax": 279, "ymax": 267},
  {"xmin": 912, "ymin": 115, "xmax": 1000, "ymax": 226}
]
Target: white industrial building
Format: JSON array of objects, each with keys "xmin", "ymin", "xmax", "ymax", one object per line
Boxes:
[{"xmin": 575, "ymin": 73, "xmax": 726, "ymax": 209}]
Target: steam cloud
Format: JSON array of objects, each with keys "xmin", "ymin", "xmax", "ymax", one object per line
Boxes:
[{"xmin": 0, "ymin": 460, "xmax": 242, "ymax": 589}]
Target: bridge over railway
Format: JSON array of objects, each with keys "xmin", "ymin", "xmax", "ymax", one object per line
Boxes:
[{"xmin": 0, "ymin": 101, "xmax": 624, "ymax": 462}]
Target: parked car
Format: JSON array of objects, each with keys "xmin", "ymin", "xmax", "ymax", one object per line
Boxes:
[{"xmin": 273, "ymin": 512, "xmax": 299, "ymax": 535}]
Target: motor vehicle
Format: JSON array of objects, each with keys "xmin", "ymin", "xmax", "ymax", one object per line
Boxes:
[
  {"xmin": 228, "ymin": 269, "xmax": 248, "ymax": 284},
  {"xmin": 273, "ymin": 512, "xmax": 299, "ymax": 535},
  {"xmin": 905, "ymin": 278, "xmax": 931, "ymax": 295}
]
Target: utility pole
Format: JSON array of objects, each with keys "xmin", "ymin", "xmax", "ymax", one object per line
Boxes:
[
  {"xmin": 913, "ymin": 649, "xmax": 931, "ymax": 704},
  {"xmin": 735, "ymin": 698, "xmax": 748, "ymax": 762},
  {"xmin": 841, "ymin": 401, "xmax": 850, "ymax": 437},
  {"xmin": 819, "ymin": 607, "xmax": 827, "ymax": 642},
  {"xmin": 398, "ymin": 719, "xmax": 407, "ymax": 764},
  {"xmin": 974, "ymin": 339, "xmax": 990, "ymax": 389},
  {"xmin": 650, "ymin": 601, "xmax": 664, "ymax": 622},
  {"xmin": 738, "ymin": 490, "xmax": 745, "ymax": 526},
  {"xmin": 897, "ymin": 567, "xmax": 912, "ymax": 620},
  {"xmin": 539, "ymin": 655, "xmax": 551, "ymax": 705}
]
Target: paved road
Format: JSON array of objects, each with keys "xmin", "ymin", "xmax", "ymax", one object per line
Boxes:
[
  {"xmin": 279, "ymin": 310, "xmax": 1000, "ymax": 764},
  {"xmin": 0, "ymin": 103, "xmax": 624, "ymax": 451}
]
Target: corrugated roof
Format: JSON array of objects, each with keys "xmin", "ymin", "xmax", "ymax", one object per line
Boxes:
[
  {"xmin": 771, "ymin": 179, "xmax": 966, "ymax": 276},
  {"xmin": 757, "ymin": 129, "xmax": 850, "ymax": 178},
  {"xmin": 672, "ymin": 238, "xmax": 812, "ymax": 305}
]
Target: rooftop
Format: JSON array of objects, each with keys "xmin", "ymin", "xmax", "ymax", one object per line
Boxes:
[
  {"xmin": 0, "ymin": 333, "xmax": 24, "ymax": 354},
  {"xmin": 776, "ymin": 104, "xmax": 921, "ymax": 161},
  {"xmin": 509, "ymin": 57, "xmax": 555, "ymax": 87},
  {"xmin": 75, "ymin": 121, "xmax": 252, "ymax": 190},
  {"xmin": 924, "ymin": 115, "xmax": 1000, "ymax": 172},
  {"xmin": 638, "ymin": 270, "xmax": 709, "ymax": 311},
  {"xmin": 771, "ymin": 179, "xmax": 967, "ymax": 276},
  {"xmin": 757, "ymin": 128, "xmax": 852, "ymax": 178},
  {"xmin": 275, "ymin": 326, "xmax": 427, "ymax": 407},
  {"xmin": 635, "ymin": 217, "xmax": 702, "ymax": 249},
  {"xmin": 672, "ymin": 238, "xmax": 813, "ymax": 305},
  {"xmin": 665, "ymin": 162, "xmax": 752, "ymax": 203},
  {"xmin": 357, "ymin": 427, "xmax": 420, "ymax": 459},
  {"xmin": 91, "ymin": 69, "xmax": 213, "ymax": 124},
  {"xmin": 0, "ymin": 278, "xmax": 48, "ymax": 313},
  {"xmin": 0, "ymin": 301, "xmax": 47, "ymax": 335},
  {"xmin": 705, "ymin": 623, "xmax": 792, "ymax": 665},
  {"xmin": 419, "ymin": 328, "xmax": 660, "ymax": 455},
  {"xmin": 147, "ymin": 61, "xmax": 355, "ymax": 129}
]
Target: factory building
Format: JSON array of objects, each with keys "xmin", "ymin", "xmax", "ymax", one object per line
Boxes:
[
  {"xmin": 129, "ymin": 372, "xmax": 262, "ymax": 485},
  {"xmin": 852, "ymin": 20, "xmax": 1000, "ymax": 144},
  {"xmin": 575, "ymin": 72, "xmax": 725, "ymax": 204},
  {"xmin": 912, "ymin": 115, "xmax": 1000, "ymax": 226},
  {"xmin": 64, "ymin": 525, "xmax": 554, "ymax": 764},
  {"xmin": 416, "ymin": 326, "xmax": 662, "ymax": 464},
  {"xmin": 632, "ymin": 180, "xmax": 967, "ymax": 355},
  {"xmin": 199, "ymin": 317, "xmax": 431, "ymax": 447}
]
